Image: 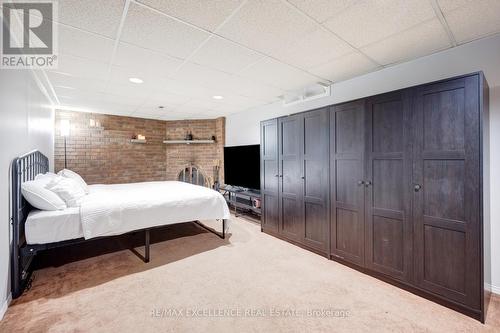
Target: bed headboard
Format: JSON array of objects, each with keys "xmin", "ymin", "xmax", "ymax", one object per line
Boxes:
[{"xmin": 10, "ymin": 150, "xmax": 49, "ymax": 297}]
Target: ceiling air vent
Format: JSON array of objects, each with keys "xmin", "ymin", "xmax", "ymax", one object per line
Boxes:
[{"xmin": 282, "ymin": 82, "xmax": 331, "ymax": 107}]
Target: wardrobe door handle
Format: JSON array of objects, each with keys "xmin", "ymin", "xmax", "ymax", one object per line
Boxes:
[
  {"xmin": 414, "ymin": 184, "xmax": 422, "ymax": 192},
  {"xmin": 365, "ymin": 181, "xmax": 372, "ymax": 187},
  {"xmin": 357, "ymin": 180, "xmax": 365, "ymax": 186},
  {"xmin": 275, "ymin": 174, "xmax": 279, "ymax": 177},
  {"xmin": 279, "ymin": 175, "xmax": 283, "ymax": 178},
  {"xmin": 301, "ymin": 176, "xmax": 305, "ymax": 180}
]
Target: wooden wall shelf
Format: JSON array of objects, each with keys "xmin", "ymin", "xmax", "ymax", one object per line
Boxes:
[
  {"xmin": 163, "ymin": 140, "xmax": 214, "ymax": 144},
  {"xmin": 130, "ymin": 139, "xmax": 147, "ymax": 144}
]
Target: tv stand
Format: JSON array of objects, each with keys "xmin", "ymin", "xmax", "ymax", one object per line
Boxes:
[{"xmin": 220, "ymin": 185, "xmax": 261, "ymax": 218}]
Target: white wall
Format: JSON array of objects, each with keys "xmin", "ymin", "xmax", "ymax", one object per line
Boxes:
[
  {"xmin": 226, "ymin": 34, "xmax": 500, "ymax": 292},
  {"xmin": 0, "ymin": 70, "xmax": 54, "ymax": 319}
]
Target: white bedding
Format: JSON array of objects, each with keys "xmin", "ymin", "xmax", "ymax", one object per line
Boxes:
[
  {"xmin": 81, "ymin": 181, "xmax": 230, "ymax": 239},
  {"xmin": 25, "ymin": 181, "xmax": 230, "ymax": 244},
  {"xmin": 25, "ymin": 207, "xmax": 82, "ymax": 244}
]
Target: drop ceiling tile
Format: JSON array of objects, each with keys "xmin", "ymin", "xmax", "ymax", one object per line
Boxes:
[
  {"xmin": 160, "ymin": 111, "xmax": 201, "ymax": 121},
  {"xmin": 49, "ymin": 54, "xmax": 110, "ymax": 81},
  {"xmin": 104, "ymin": 81, "xmax": 152, "ymax": 102},
  {"xmin": 437, "ymin": 0, "xmax": 473, "ymax": 13},
  {"xmin": 133, "ymin": 103, "xmax": 182, "ymax": 118},
  {"xmin": 239, "ymin": 58, "xmax": 321, "ymax": 91},
  {"xmin": 47, "ymin": 71, "xmax": 108, "ymax": 93},
  {"xmin": 173, "ymin": 62, "xmax": 229, "ymax": 85},
  {"xmin": 171, "ymin": 63, "xmax": 248, "ymax": 97},
  {"xmin": 270, "ymin": 27, "xmax": 355, "ymax": 69},
  {"xmin": 208, "ymin": 103, "xmax": 241, "ymax": 114},
  {"xmin": 113, "ymin": 42, "xmax": 183, "ymax": 77},
  {"xmin": 175, "ymin": 101, "xmax": 215, "ymax": 115},
  {"xmin": 136, "ymin": 0, "xmax": 244, "ymax": 31},
  {"xmin": 361, "ymin": 19, "xmax": 451, "ymax": 65},
  {"xmin": 323, "ymin": 0, "xmax": 436, "ymax": 47},
  {"xmin": 440, "ymin": 0, "xmax": 500, "ymax": 43},
  {"xmin": 58, "ymin": 24, "xmax": 115, "ymax": 63},
  {"xmin": 190, "ymin": 36, "xmax": 263, "ymax": 74},
  {"xmin": 212, "ymin": 94, "xmax": 264, "ymax": 109},
  {"xmin": 287, "ymin": 0, "xmax": 358, "ymax": 23},
  {"xmin": 158, "ymin": 77, "xmax": 220, "ymax": 99},
  {"xmin": 169, "ymin": 61, "xmax": 283, "ymax": 102},
  {"xmin": 63, "ymin": 90, "xmax": 144, "ymax": 109},
  {"xmin": 309, "ymin": 51, "xmax": 379, "ymax": 82},
  {"xmin": 218, "ymin": 0, "xmax": 317, "ymax": 59},
  {"xmin": 108, "ymin": 65, "xmax": 169, "ymax": 89},
  {"xmin": 121, "ymin": 3, "xmax": 209, "ymax": 59},
  {"xmin": 58, "ymin": 97, "xmax": 138, "ymax": 116},
  {"xmin": 213, "ymin": 75, "xmax": 284, "ymax": 101},
  {"xmin": 146, "ymin": 89, "xmax": 192, "ymax": 106},
  {"xmin": 57, "ymin": 0, "xmax": 126, "ymax": 38}
]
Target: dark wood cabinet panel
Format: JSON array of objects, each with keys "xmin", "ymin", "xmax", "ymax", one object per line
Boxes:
[
  {"xmin": 279, "ymin": 115, "xmax": 303, "ymax": 241},
  {"xmin": 302, "ymin": 108, "xmax": 329, "ymax": 252},
  {"xmin": 412, "ymin": 75, "xmax": 481, "ymax": 309},
  {"xmin": 364, "ymin": 91, "xmax": 413, "ymax": 282},
  {"xmin": 260, "ymin": 119, "xmax": 279, "ymax": 232},
  {"xmin": 260, "ymin": 72, "xmax": 487, "ymax": 322},
  {"xmin": 330, "ymin": 101, "xmax": 365, "ymax": 266}
]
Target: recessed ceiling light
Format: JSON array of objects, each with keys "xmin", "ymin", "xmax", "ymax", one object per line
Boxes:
[
  {"xmin": 212, "ymin": 95, "xmax": 223, "ymax": 100},
  {"xmin": 129, "ymin": 77, "xmax": 143, "ymax": 84}
]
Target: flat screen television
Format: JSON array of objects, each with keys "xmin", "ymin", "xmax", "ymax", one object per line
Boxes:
[{"xmin": 224, "ymin": 144, "xmax": 260, "ymax": 190}]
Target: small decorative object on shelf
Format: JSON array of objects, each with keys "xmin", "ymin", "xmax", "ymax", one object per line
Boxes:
[
  {"xmin": 185, "ymin": 131, "xmax": 193, "ymax": 140},
  {"xmin": 211, "ymin": 135, "xmax": 216, "ymax": 142},
  {"xmin": 131, "ymin": 134, "xmax": 147, "ymax": 143}
]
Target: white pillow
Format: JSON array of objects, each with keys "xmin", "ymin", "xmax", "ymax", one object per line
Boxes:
[
  {"xmin": 47, "ymin": 177, "xmax": 86, "ymax": 208},
  {"xmin": 21, "ymin": 179, "xmax": 67, "ymax": 211},
  {"xmin": 35, "ymin": 172, "xmax": 58, "ymax": 184},
  {"xmin": 57, "ymin": 169, "xmax": 89, "ymax": 194}
]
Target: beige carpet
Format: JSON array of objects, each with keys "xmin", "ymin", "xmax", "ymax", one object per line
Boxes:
[{"xmin": 1, "ymin": 216, "xmax": 499, "ymax": 332}]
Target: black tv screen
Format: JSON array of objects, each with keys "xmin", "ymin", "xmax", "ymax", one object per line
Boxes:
[{"xmin": 224, "ymin": 145, "xmax": 260, "ymax": 190}]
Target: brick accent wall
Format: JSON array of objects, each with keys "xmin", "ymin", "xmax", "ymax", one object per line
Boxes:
[
  {"xmin": 165, "ymin": 118, "xmax": 225, "ymax": 185},
  {"xmin": 54, "ymin": 110, "xmax": 225, "ymax": 185}
]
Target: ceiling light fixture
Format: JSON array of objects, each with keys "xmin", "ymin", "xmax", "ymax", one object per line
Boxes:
[
  {"xmin": 212, "ymin": 95, "xmax": 223, "ymax": 100},
  {"xmin": 129, "ymin": 77, "xmax": 143, "ymax": 84}
]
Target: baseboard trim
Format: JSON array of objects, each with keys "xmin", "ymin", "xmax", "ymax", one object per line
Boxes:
[
  {"xmin": 485, "ymin": 283, "xmax": 500, "ymax": 295},
  {"xmin": 0, "ymin": 293, "xmax": 12, "ymax": 321}
]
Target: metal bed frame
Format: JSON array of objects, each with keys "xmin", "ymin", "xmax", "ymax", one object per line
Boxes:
[{"xmin": 11, "ymin": 150, "xmax": 227, "ymax": 299}]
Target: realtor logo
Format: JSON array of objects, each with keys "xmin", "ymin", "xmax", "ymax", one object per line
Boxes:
[{"xmin": 1, "ymin": 0, "xmax": 58, "ymax": 69}]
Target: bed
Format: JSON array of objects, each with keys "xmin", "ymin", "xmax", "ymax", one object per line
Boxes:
[{"xmin": 11, "ymin": 150, "xmax": 230, "ymax": 299}]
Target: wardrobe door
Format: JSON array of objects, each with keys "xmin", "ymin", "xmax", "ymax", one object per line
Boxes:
[
  {"xmin": 260, "ymin": 119, "xmax": 279, "ymax": 232},
  {"xmin": 330, "ymin": 101, "xmax": 365, "ymax": 266},
  {"xmin": 364, "ymin": 91, "xmax": 413, "ymax": 282},
  {"xmin": 279, "ymin": 115, "xmax": 303, "ymax": 241},
  {"xmin": 301, "ymin": 108, "xmax": 329, "ymax": 253},
  {"xmin": 413, "ymin": 76, "xmax": 481, "ymax": 308}
]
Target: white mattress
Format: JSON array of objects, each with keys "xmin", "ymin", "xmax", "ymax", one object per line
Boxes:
[{"xmin": 25, "ymin": 207, "xmax": 83, "ymax": 245}]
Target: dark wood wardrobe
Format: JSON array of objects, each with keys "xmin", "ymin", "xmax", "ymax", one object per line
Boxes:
[
  {"xmin": 261, "ymin": 108, "xmax": 330, "ymax": 254},
  {"xmin": 260, "ymin": 72, "xmax": 490, "ymax": 322}
]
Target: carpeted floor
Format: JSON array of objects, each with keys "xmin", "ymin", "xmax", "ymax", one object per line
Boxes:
[{"xmin": 1, "ymin": 216, "xmax": 499, "ymax": 332}]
